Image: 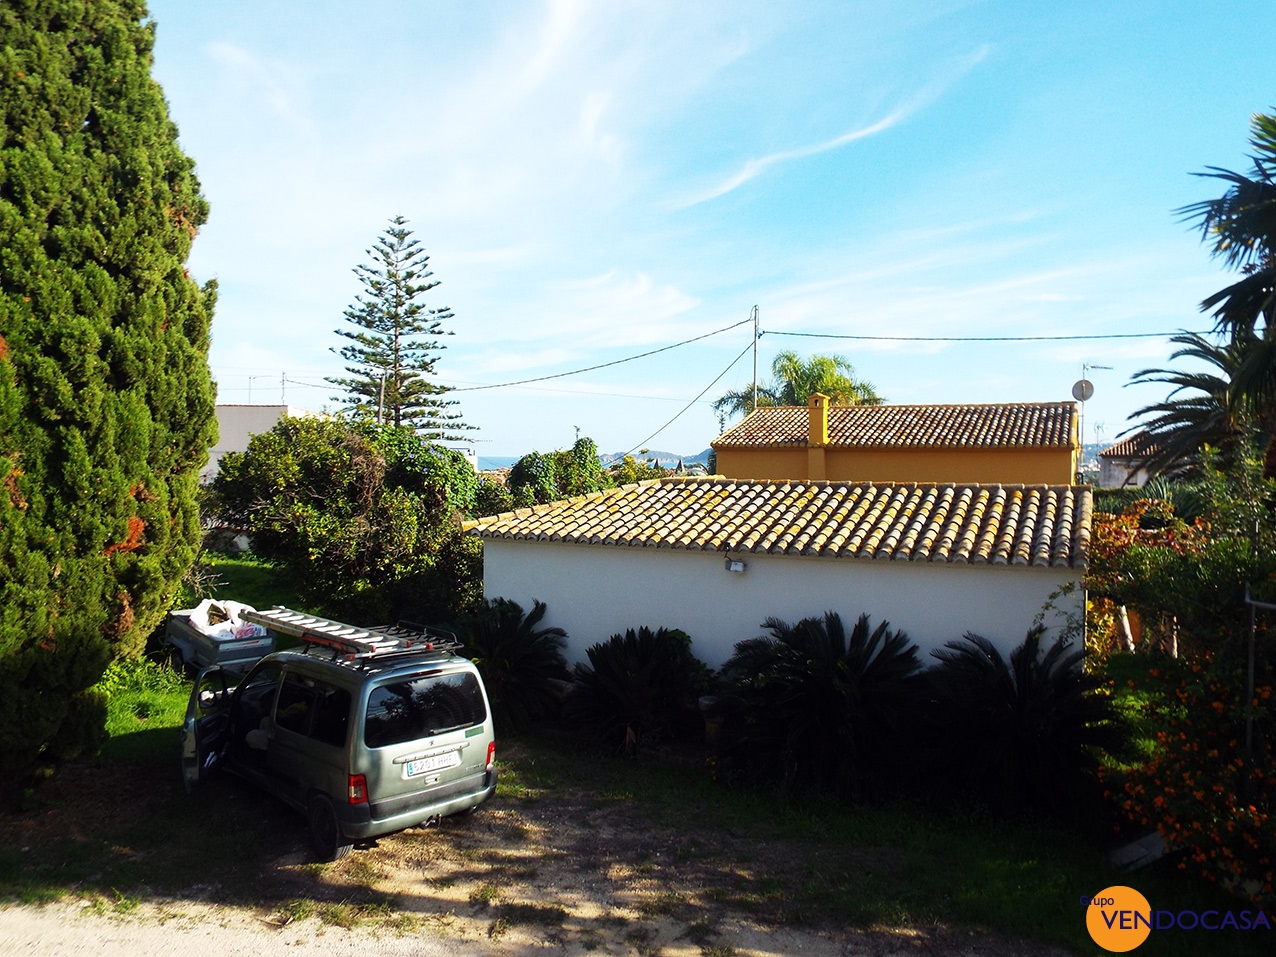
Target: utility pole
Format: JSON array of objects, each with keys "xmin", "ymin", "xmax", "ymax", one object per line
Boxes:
[{"xmin": 751, "ymin": 304, "xmax": 760, "ymax": 411}]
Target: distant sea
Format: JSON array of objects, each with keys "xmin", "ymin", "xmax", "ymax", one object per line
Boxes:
[
  {"xmin": 478, "ymin": 448, "xmax": 713, "ymax": 471},
  {"xmin": 477, "ymin": 456, "xmax": 521, "ymax": 470}
]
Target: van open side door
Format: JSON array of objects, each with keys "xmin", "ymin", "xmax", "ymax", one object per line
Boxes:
[{"xmin": 180, "ymin": 666, "xmax": 231, "ymax": 792}]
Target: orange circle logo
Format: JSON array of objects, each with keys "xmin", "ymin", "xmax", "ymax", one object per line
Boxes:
[{"xmin": 1085, "ymin": 885, "xmax": 1152, "ymax": 952}]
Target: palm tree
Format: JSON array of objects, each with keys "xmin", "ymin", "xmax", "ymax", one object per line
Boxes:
[
  {"xmin": 563, "ymin": 627, "xmax": 712, "ymax": 754},
  {"xmin": 454, "ymin": 598, "xmax": 569, "ymax": 732},
  {"xmin": 1181, "ymin": 110, "xmax": 1276, "ymax": 341},
  {"xmin": 922, "ymin": 626, "xmax": 1129, "ymax": 815},
  {"xmin": 1126, "ymin": 332, "xmax": 1256, "ymax": 476},
  {"xmin": 713, "ymin": 351, "xmax": 882, "ymax": 421},
  {"xmin": 715, "ymin": 612, "xmax": 921, "ymax": 793},
  {"xmin": 1175, "ymin": 110, "xmax": 1276, "ymax": 448},
  {"xmin": 1123, "ymin": 111, "xmax": 1276, "ymax": 477}
]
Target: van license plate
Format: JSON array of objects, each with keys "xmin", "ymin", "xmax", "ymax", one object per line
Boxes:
[{"xmin": 405, "ymin": 752, "xmax": 461, "ymax": 778}]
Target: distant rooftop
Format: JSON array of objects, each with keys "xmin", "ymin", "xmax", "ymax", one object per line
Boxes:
[
  {"xmin": 713, "ymin": 401, "xmax": 1077, "ymax": 450},
  {"xmin": 1099, "ymin": 432, "xmax": 1161, "ymax": 459}
]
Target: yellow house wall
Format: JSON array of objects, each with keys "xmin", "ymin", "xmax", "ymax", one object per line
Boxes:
[
  {"xmin": 717, "ymin": 446, "xmax": 1077, "ymax": 485},
  {"xmin": 717, "ymin": 447, "xmax": 809, "ymax": 481}
]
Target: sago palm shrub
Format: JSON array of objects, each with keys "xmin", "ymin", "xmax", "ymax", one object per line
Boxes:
[
  {"xmin": 454, "ymin": 598, "xmax": 569, "ymax": 732},
  {"xmin": 921, "ymin": 625, "xmax": 1130, "ymax": 815},
  {"xmin": 564, "ymin": 627, "xmax": 712, "ymax": 754},
  {"xmin": 714, "ymin": 612, "xmax": 922, "ymax": 796}
]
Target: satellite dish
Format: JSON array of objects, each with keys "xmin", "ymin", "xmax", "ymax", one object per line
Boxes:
[{"xmin": 1072, "ymin": 379, "xmax": 1094, "ymax": 402}]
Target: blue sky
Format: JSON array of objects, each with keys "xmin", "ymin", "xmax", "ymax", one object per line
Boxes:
[{"xmin": 147, "ymin": 0, "xmax": 1274, "ymax": 458}]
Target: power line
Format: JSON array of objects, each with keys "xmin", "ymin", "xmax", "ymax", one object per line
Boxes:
[
  {"xmin": 212, "ymin": 322, "xmax": 1213, "ymax": 404},
  {"xmin": 763, "ymin": 329, "xmax": 1215, "ymax": 343},
  {"xmin": 445, "ymin": 378, "xmax": 717, "ymax": 403},
  {"xmin": 624, "ymin": 339, "xmax": 754, "ymax": 455},
  {"xmin": 450, "ymin": 315, "xmax": 753, "ymax": 392}
]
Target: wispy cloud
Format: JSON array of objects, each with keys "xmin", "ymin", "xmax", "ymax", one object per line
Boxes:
[
  {"xmin": 676, "ymin": 110, "xmax": 911, "ymax": 208},
  {"xmin": 674, "ymin": 44, "xmax": 991, "ymax": 208},
  {"xmin": 205, "ymin": 41, "xmax": 310, "ymax": 124}
]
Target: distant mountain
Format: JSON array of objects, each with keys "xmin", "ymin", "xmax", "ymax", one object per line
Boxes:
[{"xmin": 600, "ymin": 448, "xmax": 713, "ymax": 468}]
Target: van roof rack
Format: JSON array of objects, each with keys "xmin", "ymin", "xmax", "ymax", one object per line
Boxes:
[{"xmin": 240, "ymin": 607, "xmax": 462, "ymax": 660}]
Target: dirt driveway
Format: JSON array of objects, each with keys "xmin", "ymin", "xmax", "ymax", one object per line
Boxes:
[{"xmin": 1, "ymin": 741, "xmax": 1075, "ymax": 956}]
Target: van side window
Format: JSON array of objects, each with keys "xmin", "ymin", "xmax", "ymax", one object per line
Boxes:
[
  {"xmin": 310, "ymin": 683, "xmax": 352, "ymax": 748},
  {"xmin": 236, "ymin": 662, "xmax": 283, "ymax": 730},
  {"xmin": 274, "ymin": 673, "xmax": 351, "ymax": 748},
  {"xmin": 275, "ymin": 675, "xmax": 316, "ymax": 735},
  {"xmin": 364, "ymin": 672, "xmax": 486, "ymax": 748}
]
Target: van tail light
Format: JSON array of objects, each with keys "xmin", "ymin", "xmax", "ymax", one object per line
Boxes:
[
  {"xmin": 348, "ymin": 774, "xmax": 368, "ymax": 804},
  {"xmin": 485, "ymin": 741, "xmax": 496, "ymax": 771}
]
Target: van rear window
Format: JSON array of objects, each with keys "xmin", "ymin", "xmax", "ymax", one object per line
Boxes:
[{"xmin": 363, "ymin": 672, "xmax": 486, "ymax": 748}]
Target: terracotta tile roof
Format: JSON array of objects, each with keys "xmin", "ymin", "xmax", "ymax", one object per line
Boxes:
[
  {"xmin": 465, "ymin": 477, "xmax": 1091, "ymax": 568},
  {"xmin": 1099, "ymin": 432, "xmax": 1160, "ymax": 459},
  {"xmin": 713, "ymin": 402, "xmax": 1077, "ymax": 449}
]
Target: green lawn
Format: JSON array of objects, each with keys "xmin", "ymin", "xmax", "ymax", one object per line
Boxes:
[{"xmin": 182, "ymin": 553, "xmax": 312, "ymax": 613}]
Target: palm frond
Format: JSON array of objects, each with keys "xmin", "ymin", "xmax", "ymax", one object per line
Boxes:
[
  {"xmin": 454, "ymin": 597, "xmax": 569, "ymax": 732},
  {"xmin": 923, "ymin": 626, "xmax": 1129, "ymax": 815},
  {"xmin": 717, "ymin": 612, "xmax": 921, "ymax": 794}
]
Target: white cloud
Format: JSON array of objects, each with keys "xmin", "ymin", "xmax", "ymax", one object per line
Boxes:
[
  {"xmin": 204, "ymin": 41, "xmax": 311, "ymax": 126},
  {"xmin": 674, "ymin": 44, "xmax": 991, "ymax": 207}
]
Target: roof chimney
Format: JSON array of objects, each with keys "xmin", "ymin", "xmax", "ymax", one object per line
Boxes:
[{"xmin": 808, "ymin": 392, "xmax": 829, "ymax": 447}]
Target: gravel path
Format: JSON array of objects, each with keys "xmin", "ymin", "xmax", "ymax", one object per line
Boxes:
[
  {"xmin": 1, "ymin": 899, "xmax": 1074, "ymax": 957},
  {"xmin": 0, "ymin": 902, "xmax": 457, "ymax": 957}
]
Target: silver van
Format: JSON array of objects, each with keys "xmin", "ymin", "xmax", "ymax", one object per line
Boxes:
[{"xmin": 180, "ymin": 612, "xmax": 497, "ymax": 860}]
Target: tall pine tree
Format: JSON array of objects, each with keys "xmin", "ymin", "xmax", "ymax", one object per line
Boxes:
[
  {"xmin": 0, "ymin": 0, "xmax": 217, "ymax": 777},
  {"xmin": 327, "ymin": 216, "xmax": 472, "ymax": 439}
]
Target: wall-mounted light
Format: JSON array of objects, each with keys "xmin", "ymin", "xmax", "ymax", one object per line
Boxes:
[{"xmin": 724, "ymin": 557, "xmax": 746, "ymax": 574}]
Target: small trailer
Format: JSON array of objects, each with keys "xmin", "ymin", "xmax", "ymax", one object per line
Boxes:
[{"xmin": 165, "ymin": 599, "xmax": 276, "ymax": 673}]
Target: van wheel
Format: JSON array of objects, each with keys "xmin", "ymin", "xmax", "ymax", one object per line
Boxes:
[{"xmin": 307, "ymin": 794, "xmax": 353, "ymax": 862}]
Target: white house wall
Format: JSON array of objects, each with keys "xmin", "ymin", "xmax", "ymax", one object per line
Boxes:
[
  {"xmin": 481, "ymin": 540, "xmax": 1082, "ymax": 669},
  {"xmin": 202, "ymin": 405, "xmax": 318, "ymax": 481},
  {"xmin": 1099, "ymin": 457, "xmax": 1150, "ymax": 489}
]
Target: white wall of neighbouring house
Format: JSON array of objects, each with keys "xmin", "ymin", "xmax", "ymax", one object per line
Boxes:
[
  {"xmin": 479, "ymin": 539, "xmax": 1083, "ymax": 669},
  {"xmin": 202, "ymin": 405, "xmax": 320, "ymax": 481},
  {"xmin": 1098, "ymin": 456, "xmax": 1150, "ymax": 489}
]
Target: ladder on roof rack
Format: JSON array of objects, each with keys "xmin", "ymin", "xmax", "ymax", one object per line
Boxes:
[{"xmin": 240, "ymin": 607, "xmax": 460, "ymax": 659}]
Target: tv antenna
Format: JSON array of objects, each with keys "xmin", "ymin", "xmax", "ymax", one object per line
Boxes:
[{"xmin": 1072, "ymin": 363, "xmax": 1112, "ymax": 481}]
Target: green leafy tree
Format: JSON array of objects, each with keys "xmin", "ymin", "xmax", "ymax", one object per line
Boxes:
[
  {"xmin": 713, "ymin": 351, "xmax": 882, "ymax": 420},
  {"xmin": 473, "ymin": 473, "xmax": 514, "ymax": 517},
  {"xmin": 0, "ymin": 0, "xmax": 217, "ymax": 778},
  {"xmin": 327, "ymin": 216, "xmax": 472, "ymax": 439},
  {"xmin": 1183, "ymin": 109, "xmax": 1276, "ymax": 342},
  {"xmin": 508, "ymin": 437, "xmax": 613, "ymax": 507},
  {"xmin": 1087, "ymin": 447, "xmax": 1276, "ymax": 656},
  {"xmin": 210, "ymin": 417, "xmax": 479, "ymax": 623},
  {"xmin": 606, "ymin": 454, "xmax": 668, "ymax": 485}
]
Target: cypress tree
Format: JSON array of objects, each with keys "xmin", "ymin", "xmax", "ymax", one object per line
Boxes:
[{"xmin": 0, "ymin": 0, "xmax": 217, "ymax": 777}]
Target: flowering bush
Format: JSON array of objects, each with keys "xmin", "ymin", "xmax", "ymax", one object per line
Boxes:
[{"xmin": 1106, "ymin": 655, "xmax": 1274, "ymax": 900}]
